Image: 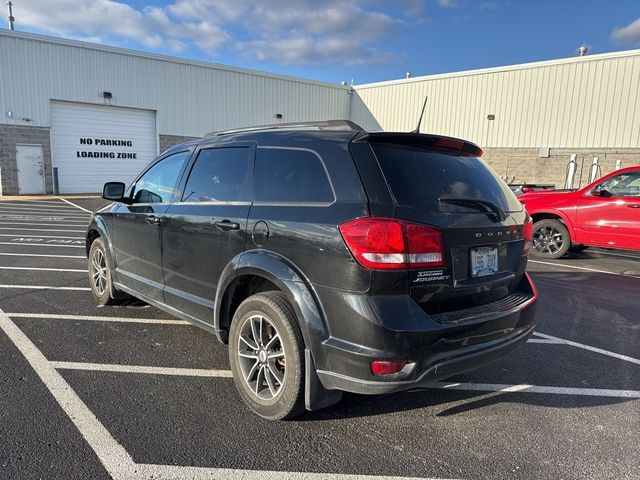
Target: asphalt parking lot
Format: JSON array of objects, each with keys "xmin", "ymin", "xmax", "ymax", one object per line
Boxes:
[{"xmin": 0, "ymin": 198, "xmax": 638, "ymax": 480}]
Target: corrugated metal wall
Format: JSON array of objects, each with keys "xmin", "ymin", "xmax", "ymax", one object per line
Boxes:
[
  {"xmin": 352, "ymin": 51, "xmax": 640, "ymax": 149},
  {"xmin": 0, "ymin": 32, "xmax": 350, "ymax": 137},
  {"xmin": 3, "ymin": 31, "xmax": 640, "ymax": 150}
]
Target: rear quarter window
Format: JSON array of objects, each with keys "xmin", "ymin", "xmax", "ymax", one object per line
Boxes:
[
  {"xmin": 371, "ymin": 143, "xmax": 522, "ymax": 213},
  {"xmin": 255, "ymin": 147, "xmax": 334, "ymax": 204}
]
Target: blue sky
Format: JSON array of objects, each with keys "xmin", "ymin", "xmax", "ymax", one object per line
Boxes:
[{"xmin": 7, "ymin": 0, "xmax": 640, "ymax": 84}]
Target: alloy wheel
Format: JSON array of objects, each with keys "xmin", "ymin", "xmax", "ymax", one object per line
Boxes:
[
  {"xmin": 91, "ymin": 248, "xmax": 108, "ymax": 296},
  {"xmin": 237, "ymin": 314, "xmax": 286, "ymax": 400},
  {"xmin": 533, "ymin": 226, "xmax": 565, "ymax": 255}
]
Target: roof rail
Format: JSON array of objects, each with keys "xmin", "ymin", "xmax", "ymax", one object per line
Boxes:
[{"xmin": 204, "ymin": 119, "xmax": 363, "ymax": 137}]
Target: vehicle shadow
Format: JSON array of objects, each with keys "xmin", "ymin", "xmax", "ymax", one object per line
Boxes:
[{"xmin": 297, "ymin": 386, "xmax": 637, "ymax": 421}]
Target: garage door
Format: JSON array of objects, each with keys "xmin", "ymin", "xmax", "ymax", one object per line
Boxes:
[{"xmin": 50, "ymin": 102, "xmax": 157, "ymax": 193}]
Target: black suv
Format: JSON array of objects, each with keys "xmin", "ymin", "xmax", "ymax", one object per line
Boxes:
[{"xmin": 87, "ymin": 120, "xmax": 537, "ymax": 420}]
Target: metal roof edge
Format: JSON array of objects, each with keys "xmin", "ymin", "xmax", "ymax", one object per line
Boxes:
[
  {"xmin": 354, "ymin": 48, "xmax": 640, "ymax": 90},
  {"xmin": 0, "ymin": 29, "xmax": 349, "ymax": 91}
]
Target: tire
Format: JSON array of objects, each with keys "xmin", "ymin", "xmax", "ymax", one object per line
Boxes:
[
  {"xmin": 229, "ymin": 292, "xmax": 305, "ymax": 420},
  {"xmin": 568, "ymin": 245, "xmax": 589, "ymax": 253},
  {"xmin": 88, "ymin": 238, "xmax": 121, "ymax": 306},
  {"xmin": 530, "ymin": 219, "xmax": 571, "ymax": 259}
]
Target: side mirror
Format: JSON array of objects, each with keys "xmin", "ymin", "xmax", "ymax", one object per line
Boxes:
[
  {"xmin": 103, "ymin": 182, "xmax": 126, "ymax": 201},
  {"xmin": 591, "ymin": 185, "xmax": 611, "ymax": 198}
]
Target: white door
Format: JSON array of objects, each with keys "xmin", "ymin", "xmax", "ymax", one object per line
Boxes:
[
  {"xmin": 16, "ymin": 144, "xmax": 45, "ymax": 195},
  {"xmin": 50, "ymin": 102, "xmax": 157, "ymax": 194}
]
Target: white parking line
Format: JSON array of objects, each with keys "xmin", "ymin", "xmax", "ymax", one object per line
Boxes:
[
  {"xmin": 0, "ymin": 309, "xmax": 135, "ymax": 477},
  {"xmin": 0, "ymin": 209, "xmax": 89, "ymax": 215},
  {"xmin": 0, "ymin": 222, "xmax": 88, "ymax": 228},
  {"xmin": 8, "ymin": 313, "xmax": 188, "ymax": 324},
  {"xmin": 429, "ymin": 381, "xmax": 640, "ymax": 399},
  {"xmin": 0, "ymin": 252, "xmax": 85, "ymax": 259},
  {"xmin": 0, "ymin": 207, "xmax": 88, "ymax": 215},
  {"xmin": 0, "ymin": 204, "xmax": 89, "ymax": 211},
  {"xmin": 0, "ymin": 242, "xmax": 84, "ymax": 248},
  {"xmin": 534, "ymin": 332, "xmax": 640, "ymax": 366},
  {"xmin": 0, "ymin": 234, "xmax": 84, "ymax": 239},
  {"xmin": 528, "ymin": 260, "xmax": 640, "ymax": 278},
  {"xmin": 3, "ymin": 307, "xmax": 445, "ymax": 480},
  {"xmin": 0, "ymin": 200, "xmax": 79, "ymax": 206},
  {"xmin": 0, "ymin": 227, "xmax": 86, "ymax": 233},
  {"xmin": 0, "ymin": 267, "xmax": 87, "ymax": 273},
  {"xmin": 130, "ymin": 464, "xmax": 451, "ymax": 480},
  {"xmin": 0, "ymin": 284, "xmax": 90, "ymax": 291},
  {"xmin": 526, "ymin": 338, "xmax": 561, "ymax": 344},
  {"xmin": 60, "ymin": 198, "xmax": 94, "ymax": 213},
  {"xmin": 51, "ymin": 361, "xmax": 232, "ymax": 378},
  {"xmin": 0, "ymin": 221, "xmax": 89, "ymax": 226}
]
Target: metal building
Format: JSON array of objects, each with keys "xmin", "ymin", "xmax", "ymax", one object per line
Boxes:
[
  {"xmin": 1, "ymin": 29, "xmax": 639, "ymax": 195},
  {"xmin": 351, "ymin": 49, "xmax": 640, "ymax": 188},
  {"xmin": 0, "ymin": 30, "xmax": 350, "ymax": 194}
]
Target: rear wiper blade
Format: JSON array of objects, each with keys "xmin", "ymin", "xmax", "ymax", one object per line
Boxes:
[{"xmin": 438, "ymin": 196, "xmax": 507, "ymax": 222}]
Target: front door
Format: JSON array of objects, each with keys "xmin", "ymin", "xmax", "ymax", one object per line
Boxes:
[
  {"xmin": 111, "ymin": 150, "xmax": 191, "ymax": 301},
  {"xmin": 162, "ymin": 144, "xmax": 254, "ymax": 323},
  {"xmin": 575, "ymin": 171, "xmax": 640, "ymax": 249},
  {"xmin": 16, "ymin": 144, "xmax": 45, "ymax": 194}
]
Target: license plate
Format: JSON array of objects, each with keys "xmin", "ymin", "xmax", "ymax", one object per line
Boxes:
[{"xmin": 471, "ymin": 246, "xmax": 498, "ymax": 277}]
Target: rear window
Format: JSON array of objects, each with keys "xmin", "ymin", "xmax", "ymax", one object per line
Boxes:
[{"xmin": 371, "ymin": 143, "xmax": 522, "ymax": 213}]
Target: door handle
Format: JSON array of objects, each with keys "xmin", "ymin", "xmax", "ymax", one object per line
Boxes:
[
  {"xmin": 214, "ymin": 220, "xmax": 240, "ymax": 231},
  {"xmin": 628, "ymin": 204, "xmax": 640, "ymax": 209},
  {"xmin": 145, "ymin": 215, "xmax": 163, "ymax": 225}
]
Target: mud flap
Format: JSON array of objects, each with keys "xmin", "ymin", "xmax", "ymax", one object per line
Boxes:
[{"xmin": 305, "ymin": 349, "xmax": 343, "ymax": 411}]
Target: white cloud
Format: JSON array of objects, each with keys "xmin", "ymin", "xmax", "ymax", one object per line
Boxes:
[
  {"xmin": 436, "ymin": 0, "xmax": 459, "ymax": 8},
  {"xmin": 17, "ymin": 0, "xmax": 230, "ymax": 53},
  {"xmin": 15, "ymin": 0, "xmax": 421, "ymax": 65},
  {"xmin": 612, "ymin": 17, "xmax": 640, "ymax": 46}
]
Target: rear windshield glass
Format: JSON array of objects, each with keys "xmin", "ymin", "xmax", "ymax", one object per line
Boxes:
[{"xmin": 371, "ymin": 143, "xmax": 523, "ymax": 213}]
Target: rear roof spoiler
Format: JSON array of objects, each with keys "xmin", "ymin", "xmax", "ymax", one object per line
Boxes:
[{"xmin": 355, "ymin": 132, "xmax": 483, "ymax": 157}]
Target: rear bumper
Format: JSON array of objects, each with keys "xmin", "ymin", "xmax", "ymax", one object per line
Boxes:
[{"xmin": 312, "ymin": 273, "xmax": 537, "ymax": 395}]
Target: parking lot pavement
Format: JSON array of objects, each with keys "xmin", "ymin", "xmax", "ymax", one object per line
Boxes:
[{"xmin": 0, "ymin": 198, "xmax": 638, "ymax": 480}]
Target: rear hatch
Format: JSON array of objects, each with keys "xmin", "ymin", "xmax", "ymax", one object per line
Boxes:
[{"xmin": 352, "ymin": 133, "xmax": 531, "ymax": 318}]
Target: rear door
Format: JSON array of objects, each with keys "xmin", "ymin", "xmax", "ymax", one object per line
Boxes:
[
  {"xmin": 575, "ymin": 170, "xmax": 640, "ymax": 249},
  {"xmin": 161, "ymin": 143, "xmax": 254, "ymax": 324},
  {"xmin": 365, "ymin": 138, "xmax": 528, "ymax": 314}
]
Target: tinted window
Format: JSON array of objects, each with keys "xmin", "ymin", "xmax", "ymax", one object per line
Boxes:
[
  {"xmin": 598, "ymin": 172, "xmax": 640, "ymax": 197},
  {"xmin": 182, "ymin": 147, "xmax": 252, "ymax": 202},
  {"xmin": 132, "ymin": 151, "xmax": 189, "ymax": 204},
  {"xmin": 371, "ymin": 143, "xmax": 523, "ymax": 213},
  {"xmin": 255, "ymin": 148, "xmax": 334, "ymax": 203}
]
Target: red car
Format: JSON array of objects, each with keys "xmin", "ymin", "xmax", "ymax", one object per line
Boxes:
[{"xmin": 519, "ymin": 166, "xmax": 640, "ymax": 258}]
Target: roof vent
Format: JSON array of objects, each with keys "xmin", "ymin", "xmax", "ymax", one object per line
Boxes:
[{"xmin": 578, "ymin": 45, "xmax": 589, "ymax": 56}]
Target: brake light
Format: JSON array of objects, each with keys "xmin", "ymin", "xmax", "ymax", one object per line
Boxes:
[
  {"xmin": 371, "ymin": 360, "xmax": 407, "ymax": 376},
  {"xmin": 523, "ymin": 214, "xmax": 533, "ymax": 255},
  {"xmin": 339, "ymin": 218, "xmax": 444, "ymax": 270},
  {"xmin": 433, "ymin": 137, "xmax": 464, "ymax": 151}
]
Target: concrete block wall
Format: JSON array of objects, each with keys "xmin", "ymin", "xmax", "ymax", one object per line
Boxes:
[
  {"xmin": 0, "ymin": 124, "xmax": 53, "ymax": 195},
  {"xmin": 159, "ymin": 134, "xmax": 198, "ymax": 154},
  {"xmin": 483, "ymin": 148, "xmax": 640, "ymax": 189}
]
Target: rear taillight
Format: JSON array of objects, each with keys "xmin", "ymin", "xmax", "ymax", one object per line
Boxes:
[
  {"xmin": 339, "ymin": 217, "xmax": 444, "ymax": 270},
  {"xmin": 523, "ymin": 214, "xmax": 533, "ymax": 255}
]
